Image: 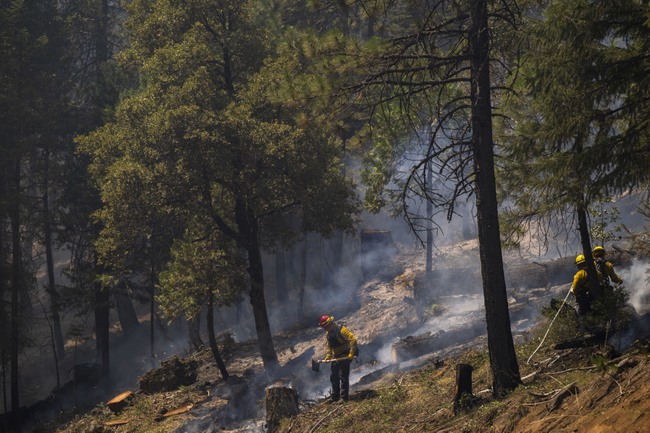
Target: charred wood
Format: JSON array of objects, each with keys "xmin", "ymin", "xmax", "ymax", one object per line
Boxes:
[
  {"xmin": 452, "ymin": 364, "xmax": 473, "ymax": 415},
  {"xmin": 265, "ymin": 381, "xmax": 299, "ymax": 433},
  {"xmin": 391, "ymin": 319, "xmax": 486, "ymax": 364}
]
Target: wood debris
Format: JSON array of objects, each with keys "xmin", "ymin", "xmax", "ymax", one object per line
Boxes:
[
  {"xmin": 103, "ymin": 418, "xmax": 131, "ymax": 426},
  {"xmin": 107, "ymin": 390, "xmax": 133, "ymax": 413}
]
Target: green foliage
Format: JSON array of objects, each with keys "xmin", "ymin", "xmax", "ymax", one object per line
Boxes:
[
  {"xmin": 539, "ymin": 298, "xmax": 582, "ymax": 344},
  {"xmin": 457, "ymin": 392, "xmax": 481, "ymax": 412},
  {"xmin": 589, "ymin": 203, "xmax": 627, "ymax": 246},
  {"xmin": 587, "ymin": 283, "xmax": 631, "ymax": 334},
  {"xmin": 499, "ymin": 0, "xmax": 650, "ymax": 252},
  {"xmin": 590, "ymin": 353, "xmax": 611, "ymax": 373},
  {"xmin": 632, "ymin": 194, "xmax": 650, "ymax": 258},
  {"xmin": 157, "ymin": 225, "xmax": 246, "ymax": 321},
  {"xmin": 425, "ymin": 303, "xmax": 444, "ymax": 318}
]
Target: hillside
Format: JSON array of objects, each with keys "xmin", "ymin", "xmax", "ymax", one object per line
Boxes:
[{"xmin": 30, "ymin": 241, "xmax": 650, "ymax": 433}]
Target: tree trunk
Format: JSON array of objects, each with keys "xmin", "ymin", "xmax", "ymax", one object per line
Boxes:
[
  {"xmin": 469, "ymin": 0, "xmax": 521, "ymax": 396},
  {"xmin": 331, "ymin": 231, "xmax": 343, "ymax": 280},
  {"xmin": 10, "ymin": 159, "xmax": 21, "ymax": 414},
  {"xmin": 461, "ymin": 202, "xmax": 474, "ymax": 241},
  {"xmin": 577, "ymin": 206, "xmax": 601, "ymax": 296},
  {"xmin": 114, "ymin": 290, "xmax": 141, "ymax": 335},
  {"xmin": 43, "ymin": 150, "xmax": 66, "ymax": 360},
  {"xmin": 298, "ymin": 236, "xmax": 307, "ymax": 320},
  {"xmin": 94, "ymin": 278, "xmax": 110, "ymax": 389},
  {"xmin": 207, "ymin": 292, "xmax": 229, "ymax": 380},
  {"xmin": 0, "ymin": 209, "xmax": 8, "ymax": 417},
  {"xmin": 275, "ymin": 247, "xmax": 288, "ymax": 303},
  {"xmin": 149, "ymin": 276, "xmax": 155, "ymax": 368},
  {"xmin": 426, "ymin": 158, "xmax": 433, "ymax": 288},
  {"xmin": 236, "ymin": 202, "xmax": 279, "ymax": 371},
  {"xmin": 187, "ymin": 314, "xmax": 204, "ymax": 352}
]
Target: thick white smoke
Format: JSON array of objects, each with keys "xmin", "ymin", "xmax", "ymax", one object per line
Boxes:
[{"xmin": 621, "ymin": 260, "xmax": 650, "ymax": 314}]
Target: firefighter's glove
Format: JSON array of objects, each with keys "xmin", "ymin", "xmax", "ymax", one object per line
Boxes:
[{"xmin": 347, "ymin": 354, "xmax": 354, "ymax": 360}]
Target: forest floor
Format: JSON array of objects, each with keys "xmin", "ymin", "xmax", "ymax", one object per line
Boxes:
[{"xmin": 23, "ymin": 240, "xmax": 650, "ymax": 433}]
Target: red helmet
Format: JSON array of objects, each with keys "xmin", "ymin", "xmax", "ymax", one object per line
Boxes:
[{"xmin": 319, "ymin": 315, "xmax": 334, "ymax": 328}]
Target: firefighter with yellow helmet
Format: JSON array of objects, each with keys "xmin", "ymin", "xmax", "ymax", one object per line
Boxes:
[
  {"xmin": 319, "ymin": 315, "xmax": 358, "ymax": 403},
  {"xmin": 592, "ymin": 245, "xmax": 623, "ymax": 289},
  {"xmin": 571, "ymin": 253, "xmax": 603, "ymax": 316}
]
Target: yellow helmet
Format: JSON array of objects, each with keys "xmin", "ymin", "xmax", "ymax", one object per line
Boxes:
[
  {"xmin": 592, "ymin": 245, "xmax": 605, "ymax": 257},
  {"xmin": 575, "ymin": 254, "xmax": 586, "ymax": 265}
]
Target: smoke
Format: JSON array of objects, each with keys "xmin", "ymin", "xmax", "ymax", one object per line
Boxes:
[{"xmin": 621, "ymin": 260, "xmax": 650, "ymax": 314}]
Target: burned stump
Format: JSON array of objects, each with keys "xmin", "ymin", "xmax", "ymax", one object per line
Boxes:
[
  {"xmin": 452, "ymin": 364, "xmax": 473, "ymax": 415},
  {"xmin": 107, "ymin": 390, "xmax": 133, "ymax": 413},
  {"xmin": 139, "ymin": 356, "xmax": 198, "ymax": 394},
  {"xmin": 265, "ymin": 382, "xmax": 299, "ymax": 433}
]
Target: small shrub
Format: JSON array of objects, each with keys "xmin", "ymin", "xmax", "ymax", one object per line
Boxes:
[
  {"xmin": 425, "ymin": 303, "xmax": 444, "ymax": 318},
  {"xmin": 539, "ymin": 298, "xmax": 581, "ymax": 343},
  {"xmin": 457, "ymin": 392, "xmax": 481, "ymax": 411}
]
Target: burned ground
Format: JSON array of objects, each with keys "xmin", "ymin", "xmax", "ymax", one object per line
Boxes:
[{"xmin": 16, "ymin": 241, "xmax": 650, "ymax": 433}]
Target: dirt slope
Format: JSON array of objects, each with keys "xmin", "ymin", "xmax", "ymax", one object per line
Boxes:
[{"xmin": 496, "ymin": 350, "xmax": 650, "ymax": 433}]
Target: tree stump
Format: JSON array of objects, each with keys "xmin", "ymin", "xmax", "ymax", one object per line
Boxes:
[
  {"xmin": 107, "ymin": 390, "xmax": 133, "ymax": 413},
  {"xmin": 452, "ymin": 364, "xmax": 473, "ymax": 415},
  {"xmin": 265, "ymin": 382, "xmax": 299, "ymax": 433}
]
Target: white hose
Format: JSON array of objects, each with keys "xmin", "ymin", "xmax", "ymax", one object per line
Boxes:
[{"xmin": 526, "ymin": 286, "xmax": 572, "ymax": 365}]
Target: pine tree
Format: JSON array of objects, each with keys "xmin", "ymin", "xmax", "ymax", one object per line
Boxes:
[{"xmin": 499, "ymin": 0, "xmax": 650, "ymax": 258}]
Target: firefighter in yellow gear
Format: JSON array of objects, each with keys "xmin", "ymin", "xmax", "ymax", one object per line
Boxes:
[
  {"xmin": 592, "ymin": 246, "xmax": 623, "ymax": 288},
  {"xmin": 319, "ymin": 315, "xmax": 358, "ymax": 403},
  {"xmin": 571, "ymin": 254, "xmax": 603, "ymax": 316}
]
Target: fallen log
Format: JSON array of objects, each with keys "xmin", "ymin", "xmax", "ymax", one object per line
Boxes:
[
  {"xmin": 391, "ymin": 319, "xmax": 486, "ymax": 364},
  {"xmin": 553, "ymin": 331, "xmax": 607, "ymax": 350}
]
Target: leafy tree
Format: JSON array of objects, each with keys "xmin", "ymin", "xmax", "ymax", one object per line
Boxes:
[
  {"xmin": 79, "ymin": 0, "xmax": 358, "ymax": 372},
  {"xmin": 158, "ymin": 224, "xmax": 247, "ymax": 379}
]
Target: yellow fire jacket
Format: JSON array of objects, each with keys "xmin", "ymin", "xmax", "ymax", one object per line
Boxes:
[
  {"xmin": 571, "ymin": 268, "xmax": 603, "ymax": 298},
  {"xmin": 324, "ymin": 324, "xmax": 358, "ymax": 360},
  {"xmin": 598, "ymin": 260, "xmax": 623, "ymax": 285}
]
